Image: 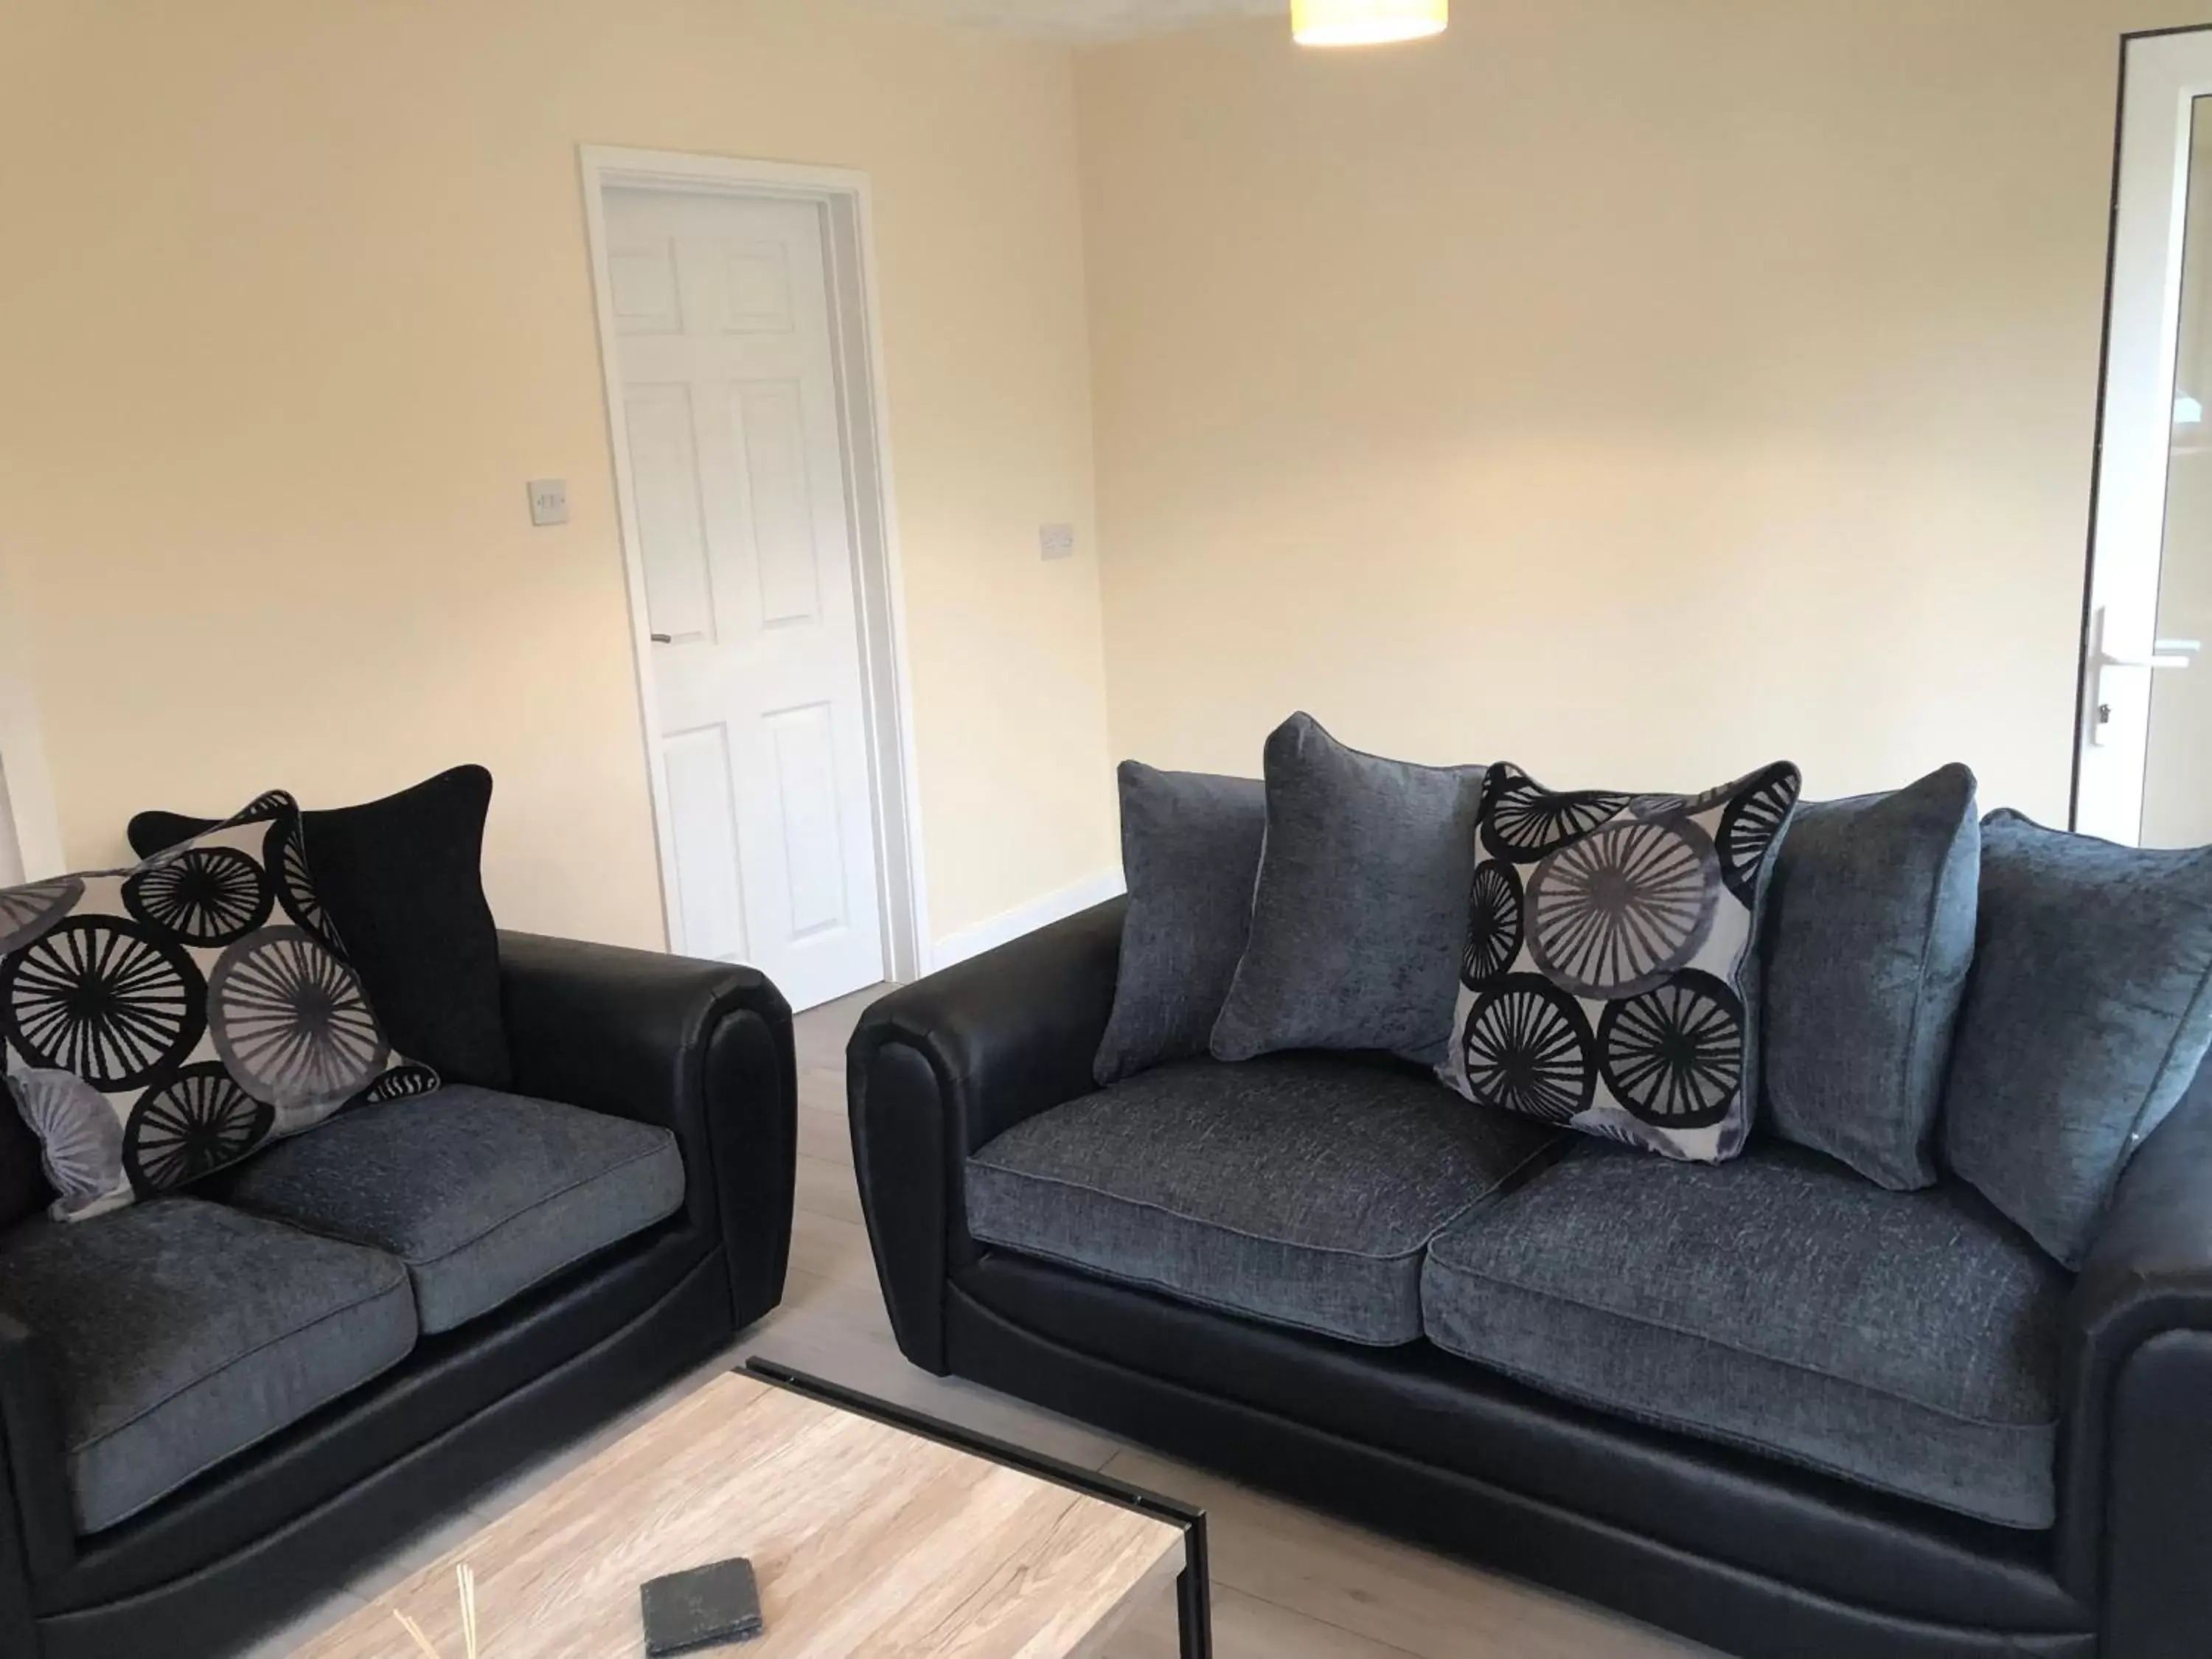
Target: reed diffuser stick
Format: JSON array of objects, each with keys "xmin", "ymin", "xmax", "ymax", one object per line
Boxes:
[{"xmin": 388, "ymin": 1564, "xmax": 480, "ymax": 1659}]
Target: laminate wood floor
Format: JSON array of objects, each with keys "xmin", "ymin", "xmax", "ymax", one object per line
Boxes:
[{"xmin": 256, "ymin": 986, "xmax": 1713, "ymax": 1659}]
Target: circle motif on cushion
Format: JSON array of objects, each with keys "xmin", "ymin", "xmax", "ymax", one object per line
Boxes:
[
  {"xmin": 1460, "ymin": 860, "xmax": 1525, "ymax": 987},
  {"xmin": 350, "ymin": 1062, "xmax": 441, "ymax": 1109},
  {"xmin": 265, "ymin": 815, "xmax": 338, "ymax": 951},
  {"xmin": 1481, "ymin": 780, "xmax": 1631, "ymax": 863},
  {"xmin": 1717, "ymin": 762, "xmax": 1803, "ymax": 905},
  {"xmin": 10, "ymin": 1068, "xmax": 125, "ymax": 1216},
  {"xmin": 0, "ymin": 877, "xmax": 83, "ymax": 957},
  {"xmin": 1527, "ymin": 817, "xmax": 1718, "ymax": 998},
  {"xmin": 123, "ymin": 847, "xmax": 272, "ymax": 947},
  {"xmin": 1458, "ymin": 974, "xmax": 1596, "ymax": 1123},
  {"xmin": 1596, "ymin": 970, "xmax": 1745, "ymax": 1128},
  {"xmin": 123, "ymin": 1063, "xmax": 273, "ymax": 1194},
  {"xmin": 1, "ymin": 916, "xmax": 206, "ymax": 1090},
  {"xmin": 208, "ymin": 927, "xmax": 387, "ymax": 1112}
]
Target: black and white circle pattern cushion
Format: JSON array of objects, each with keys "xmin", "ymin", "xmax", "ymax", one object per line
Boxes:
[
  {"xmin": 1439, "ymin": 760, "xmax": 1801, "ymax": 1163},
  {"xmin": 0, "ymin": 790, "xmax": 437, "ymax": 1220}
]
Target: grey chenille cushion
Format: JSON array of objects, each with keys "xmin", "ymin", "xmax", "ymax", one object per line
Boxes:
[
  {"xmin": 967, "ymin": 1054, "xmax": 1561, "ymax": 1344},
  {"xmin": 1759, "ymin": 764, "xmax": 1980, "ymax": 1189},
  {"xmin": 1211, "ymin": 714, "xmax": 1484, "ymax": 1065},
  {"xmin": 1942, "ymin": 810, "xmax": 2212, "ymax": 1267},
  {"xmin": 1421, "ymin": 1144, "xmax": 2067, "ymax": 1528},
  {"xmin": 1093, "ymin": 762, "xmax": 1265, "ymax": 1085},
  {"xmin": 209, "ymin": 1086, "xmax": 685, "ymax": 1333},
  {"xmin": 0, "ymin": 1196, "xmax": 416, "ymax": 1533}
]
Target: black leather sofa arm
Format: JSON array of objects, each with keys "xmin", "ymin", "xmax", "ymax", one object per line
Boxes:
[
  {"xmin": 846, "ymin": 900, "xmax": 1124, "ymax": 1371},
  {"xmin": 0, "ymin": 1306, "xmax": 69, "ymax": 1644},
  {"xmin": 498, "ymin": 930, "xmax": 797, "ymax": 1329},
  {"xmin": 2056, "ymin": 1064, "xmax": 2212, "ymax": 1646}
]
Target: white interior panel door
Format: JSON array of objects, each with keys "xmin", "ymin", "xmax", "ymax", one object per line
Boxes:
[{"xmin": 607, "ymin": 187, "xmax": 885, "ymax": 1009}]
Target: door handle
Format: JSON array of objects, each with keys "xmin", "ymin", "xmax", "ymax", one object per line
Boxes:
[
  {"xmin": 650, "ymin": 633, "xmax": 673, "ymax": 644},
  {"xmin": 2088, "ymin": 607, "xmax": 2192, "ymax": 746},
  {"xmin": 2102, "ymin": 646, "xmax": 2195, "ymax": 669},
  {"xmin": 2092, "ymin": 641, "xmax": 2195, "ymax": 739}
]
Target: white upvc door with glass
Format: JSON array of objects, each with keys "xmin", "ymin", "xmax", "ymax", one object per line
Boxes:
[{"xmin": 2080, "ymin": 28, "xmax": 2212, "ymax": 846}]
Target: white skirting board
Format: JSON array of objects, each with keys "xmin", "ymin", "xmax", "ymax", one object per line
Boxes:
[{"xmin": 928, "ymin": 869, "xmax": 1125, "ymax": 974}]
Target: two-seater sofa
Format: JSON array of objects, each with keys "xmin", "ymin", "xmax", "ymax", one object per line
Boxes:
[
  {"xmin": 849, "ymin": 899, "xmax": 2212, "ymax": 1659},
  {"xmin": 0, "ymin": 931, "xmax": 796, "ymax": 1659}
]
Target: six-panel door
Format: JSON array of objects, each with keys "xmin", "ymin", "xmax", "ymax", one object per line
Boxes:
[{"xmin": 605, "ymin": 186, "xmax": 886, "ymax": 1009}]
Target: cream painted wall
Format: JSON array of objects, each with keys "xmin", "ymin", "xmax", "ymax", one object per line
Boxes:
[
  {"xmin": 1076, "ymin": 1, "xmax": 2206, "ymax": 812},
  {"xmin": 7, "ymin": 0, "xmax": 2202, "ymax": 962},
  {"xmin": 0, "ymin": 0, "xmax": 1116, "ymax": 952}
]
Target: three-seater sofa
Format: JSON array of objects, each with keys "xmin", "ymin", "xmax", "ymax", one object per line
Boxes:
[
  {"xmin": 0, "ymin": 931, "xmax": 796, "ymax": 1659},
  {"xmin": 849, "ymin": 899, "xmax": 2212, "ymax": 1659}
]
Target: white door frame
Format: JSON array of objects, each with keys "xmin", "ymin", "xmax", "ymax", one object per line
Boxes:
[
  {"xmin": 0, "ymin": 566, "xmax": 65, "ymax": 883},
  {"xmin": 2076, "ymin": 25, "xmax": 2212, "ymax": 841},
  {"xmin": 578, "ymin": 145, "xmax": 928, "ymax": 982}
]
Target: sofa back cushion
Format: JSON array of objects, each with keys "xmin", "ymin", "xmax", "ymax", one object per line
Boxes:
[
  {"xmin": 1759, "ymin": 765, "xmax": 1980, "ymax": 1189},
  {"xmin": 1944, "ymin": 810, "xmax": 2212, "ymax": 1267},
  {"xmin": 1093, "ymin": 762, "xmax": 1265, "ymax": 1085},
  {"xmin": 1435, "ymin": 759, "xmax": 1801, "ymax": 1164},
  {"xmin": 1210, "ymin": 713, "xmax": 1484, "ymax": 1065},
  {"xmin": 130, "ymin": 765, "xmax": 509, "ymax": 1090}
]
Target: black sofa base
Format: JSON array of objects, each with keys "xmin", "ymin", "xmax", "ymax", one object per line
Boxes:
[
  {"xmin": 39, "ymin": 1248, "xmax": 734, "ymax": 1659},
  {"xmin": 943, "ymin": 1280, "xmax": 2098, "ymax": 1659}
]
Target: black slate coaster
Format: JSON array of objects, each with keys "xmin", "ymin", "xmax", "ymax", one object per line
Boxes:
[{"xmin": 640, "ymin": 1557, "xmax": 764, "ymax": 1656}]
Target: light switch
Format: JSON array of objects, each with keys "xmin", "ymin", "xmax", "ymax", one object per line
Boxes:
[
  {"xmin": 1040, "ymin": 523, "xmax": 1077, "ymax": 560},
  {"xmin": 528, "ymin": 479, "xmax": 569, "ymax": 527}
]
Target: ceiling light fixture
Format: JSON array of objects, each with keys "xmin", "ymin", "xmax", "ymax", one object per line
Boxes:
[{"xmin": 1292, "ymin": 0, "xmax": 1447, "ymax": 46}]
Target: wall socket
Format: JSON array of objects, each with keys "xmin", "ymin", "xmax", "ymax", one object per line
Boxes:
[
  {"xmin": 1040, "ymin": 523, "xmax": 1077, "ymax": 560},
  {"xmin": 527, "ymin": 479, "xmax": 569, "ymax": 527}
]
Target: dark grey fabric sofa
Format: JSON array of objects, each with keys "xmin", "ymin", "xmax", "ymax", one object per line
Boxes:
[
  {"xmin": 0, "ymin": 931, "xmax": 796, "ymax": 1659},
  {"xmin": 850, "ymin": 899, "xmax": 2212, "ymax": 1659}
]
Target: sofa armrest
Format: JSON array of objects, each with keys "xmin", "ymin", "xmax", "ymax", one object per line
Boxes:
[
  {"xmin": 498, "ymin": 931, "xmax": 797, "ymax": 1330},
  {"xmin": 846, "ymin": 900, "xmax": 1124, "ymax": 1372},
  {"xmin": 0, "ymin": 1305, "xmax": 69, "ymax": 1639},
  {"xmin": 2057, "ymin": 1060, "xmax": 2212, "ymax": 1644}
]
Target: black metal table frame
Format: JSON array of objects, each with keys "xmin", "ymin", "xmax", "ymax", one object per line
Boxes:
[{"xmin": 743, "ymin": 1357, "xmax": 1213, "ymax": 1658}]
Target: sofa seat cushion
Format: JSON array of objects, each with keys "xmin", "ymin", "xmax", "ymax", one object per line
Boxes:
[
  {"xmin": 1421, "ymin": 1143, "xmax": 2068, "ymax": 1528},
  {"xmin": 967, "ymin": 1054, "xmax": 1562, "ymax": 1345},
  {"xmin": 208, "ymin": 1085, "xmax": 685, "ymax": 1334},
  {"xmin": 0, "ymin": 1196, "xmax": 416, "ymax": 1534}
]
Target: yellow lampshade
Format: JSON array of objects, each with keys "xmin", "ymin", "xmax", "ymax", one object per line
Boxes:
[{"xmin": 1291, "ymin": 0, "xmax": 1447, "ymax": 46}]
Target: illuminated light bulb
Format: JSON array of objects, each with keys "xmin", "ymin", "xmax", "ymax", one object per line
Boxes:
[{"xmin": 1292, "ymin": 0, "xmax": 1448, "ymax": 46}]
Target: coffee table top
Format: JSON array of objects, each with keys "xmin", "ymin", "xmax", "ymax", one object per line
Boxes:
[{"xmin": 289, "ymin": 1369, "xmax": 1185, "ymax": 1659}]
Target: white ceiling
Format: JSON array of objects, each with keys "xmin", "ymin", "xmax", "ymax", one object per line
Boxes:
[{"xmin": 883, "ymin": 0, "xmax": 1285, "ymax": 43}]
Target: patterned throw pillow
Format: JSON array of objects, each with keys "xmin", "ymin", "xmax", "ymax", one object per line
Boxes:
[
  {"xmin": 1437, "ymin": 761, "xmax": 1802, "ymax": 1162},
  {"xmin": 0, "ymin": 791, "xmax": 437, "ymax": 1220}
]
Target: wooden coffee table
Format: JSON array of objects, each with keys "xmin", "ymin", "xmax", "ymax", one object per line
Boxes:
[{"xmin": 290, "ymin": 1359, "xmax": 1211, "ymax": 1658}]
